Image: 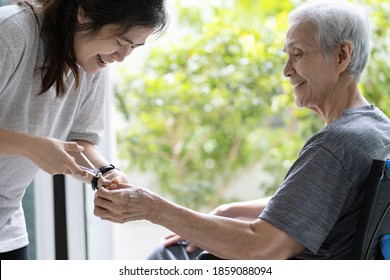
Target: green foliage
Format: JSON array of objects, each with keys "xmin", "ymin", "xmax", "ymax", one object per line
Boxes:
[
  {"xmin": 359, "ymin": 0, "xmax": 390, "ymax": 115},
  {"xmin": 114, "ymin": 0, "xmax": 389, "ymax": 210}
]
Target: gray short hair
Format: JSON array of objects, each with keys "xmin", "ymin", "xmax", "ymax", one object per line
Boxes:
[{"xmin": 289, "ymin": 0, "xmax": 370, "ymax": 79}]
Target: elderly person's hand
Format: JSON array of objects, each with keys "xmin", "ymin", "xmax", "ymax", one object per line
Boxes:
[
  {"xmin": 98, "ymin": 170, "xmax": 129, "ymax": 190},
  {"xmin": 94, "ymin": 181, "xmax": 162, "ymax": 223}
]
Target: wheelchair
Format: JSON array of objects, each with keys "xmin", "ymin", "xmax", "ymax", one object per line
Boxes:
[{"xmin": 349, "ymin": 145, "xmax": 390, "ymax": 259}]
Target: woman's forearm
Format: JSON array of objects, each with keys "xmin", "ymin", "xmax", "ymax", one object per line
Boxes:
[{"xmin": 0, "ymin": 127, "xmax": 33, "ymax": 157}]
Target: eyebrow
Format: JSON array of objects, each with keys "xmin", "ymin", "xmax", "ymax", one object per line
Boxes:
[
  {"xmin": 120, "ymin": 36, "xmax": 145, "ymax": 47},
  {"xmin": 283, "ymin": 41, "xmax": 297, "ymax": 52}
]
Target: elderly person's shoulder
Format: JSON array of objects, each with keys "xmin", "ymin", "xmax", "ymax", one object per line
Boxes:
[
  {"xmin": 329, "ymin": 105, "xmax": 390, "ymax": 133},
  {"xmin": 329, "ymin": 104, "xmax": 388, "ymax": 131},
  {"xmin": 302, "ymin": 105, "xmax": 390, "ymax": 157},
  {"xmin": 320, "ymin": 104, "xmax": 390, "ymax": 154}
]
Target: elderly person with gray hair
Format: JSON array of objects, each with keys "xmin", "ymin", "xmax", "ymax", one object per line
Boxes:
[{"xmin": 94, "ymin": 0, "xmax": 390, "ymax": 259}]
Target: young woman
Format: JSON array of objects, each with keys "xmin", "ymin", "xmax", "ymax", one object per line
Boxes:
[{"xmin": 0, "ymin": 0, "xmax": 167, "ymax": 259}]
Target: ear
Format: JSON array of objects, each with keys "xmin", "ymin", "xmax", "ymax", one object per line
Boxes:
[
  {"xmin": 77, "ymin": 7, "xmax": 88, "ymax": 24},
  {"xmin": 336, "ymin": 41, "xmax": 352, "ymax": 73}
]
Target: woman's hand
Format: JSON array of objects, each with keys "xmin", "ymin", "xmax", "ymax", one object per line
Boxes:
[{"xmin": 25, "ymin": 135, "xmax": 86, "ymax": 176}]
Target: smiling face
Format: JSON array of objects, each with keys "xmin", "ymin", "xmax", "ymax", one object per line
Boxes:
[
  {"xmin": 283, "ymin": 21, "xmax": 340, "ymax": 111},
  {"xmin": 74, "ymin": 21, "xmax": 154, "ymax": 74}
]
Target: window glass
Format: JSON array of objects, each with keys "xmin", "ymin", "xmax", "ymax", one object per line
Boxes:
[{"xmin": 22, "ymin": 182, "xmax": 37, "ymax": 260}]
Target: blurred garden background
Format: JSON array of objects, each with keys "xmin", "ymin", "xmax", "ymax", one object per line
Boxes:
[{"xmin": 113, "ymin": 0, "xmax": 390, "ymax": 212}]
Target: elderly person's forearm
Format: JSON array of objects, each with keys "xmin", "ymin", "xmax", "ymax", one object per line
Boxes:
[{"xmin": 94, "ymin": 185, "xmax": 304, "ymax": 259}]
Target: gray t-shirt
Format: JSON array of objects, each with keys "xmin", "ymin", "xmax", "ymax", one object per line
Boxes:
[
  {"xmin": 260, "ymin": 105, "xmax": 390, "ymax": 259},
  {"xmin": 0, "ymin": 5, "xmax": 106, "ymax": 252}
]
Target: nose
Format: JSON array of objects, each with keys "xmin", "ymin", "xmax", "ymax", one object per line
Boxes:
[
  {"xmin": 283, "ymin": 58, "xmax": 295, "ymax": 77},
  {"xmin": 112, "ymin": 45, "xmax": 134, "ymax": 62}
]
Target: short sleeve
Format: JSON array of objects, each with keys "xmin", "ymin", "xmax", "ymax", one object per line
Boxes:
[
  {"xmin": 67, "ymin": 70, "xmax": 106, "ymax": 145},
  {"xmin": 0, "ymin": 37, "xmax": 15, "ymax": 95},
  {"xmin": 259, "ymin": 145, "xmax": 353, "ymax": 253}
]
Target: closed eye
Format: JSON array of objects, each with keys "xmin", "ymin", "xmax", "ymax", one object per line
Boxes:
[
  {"xmin": 116, "ymin": 39, "xmax": 140, "ymax": 49},
  {"xmin": 293, "ymin": 48, "xmax": 303, "ymax": 57}
]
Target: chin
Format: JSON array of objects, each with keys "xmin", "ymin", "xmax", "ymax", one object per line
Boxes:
[
  {"xmin": 294, "ymin": 93, "xmax": 312, "ymax": 109},
  {"xmin": 294, "ymin": 97, "xmax": 304, "ymax": 108}
]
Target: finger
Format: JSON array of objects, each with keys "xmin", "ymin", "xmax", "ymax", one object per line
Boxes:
[
  {"xmin": 69, "ymin": 165, "xmax": 89, "ymax": 177},
  {"xmin": 103, "ymin": 177, "xmax": 122, "ymax": 190},
  {"xmin": 99, "ymin": 175, "xmax": 112, "ymax": 187},
  {"xmin": 94, "ymin": 205, "xmax": 109, "ymax": 216},
  {"xmin": 95, "ymin": 186, "xmax": 112, "ymax": 201},
  {"xmin": 94, "ymin": 197, "xmax": 113, "ymax": 214},
  {"xmin": 94, "ymin": 207, "xmax": 129, "ymax": 224},
  {"xmin": 114, "ymin": 182, "xmax": 129, "ymax": 190},
  {"xmin": 115, "ymin": 184, "xmax": 128, "ymax": 190},
  {"xmin": 163, "ymin": 235, "xmax": 184, "ymax": 247},
  {"xmin": 106, "ymin": 184, "xmax": 118, "ymax": 190},
  {"xmin": 69, "ymin": 156, "xmax": 87, "ymax": 176},
  {"xmin": 112, "ymin": 178, "xmax": 121, "ymax": 184},
  {"xmin": 103, "ymin": 177, "xmax": 128, "ymax": 190},
  {"xmin": 63, "ymin": 151, "xmax": 89, "ymax": 177},
  {"xmin": 186, "ymin": 244, "xmax": 199, "ymax": 253},
  {"xmin": 164, "ymin": 232, "xmax": 178, "ymax": 239},
  {"xmin": 64, "ymin": 142, "xmax": 84, "ymax": 152}
]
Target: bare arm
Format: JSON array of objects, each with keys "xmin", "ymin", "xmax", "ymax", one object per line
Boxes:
[
  {"xmin": 70, "ymin": 140, "xmax": 128, "ymax": 185},
  {"xmin": 155, "ymin": 198, "xmax": 303, "ymax": 259},
  {"xmin": 161, "ymin": 197, "xmax": 271, "ymax": 250},
  {"xmin": 94, "ymin": 184, "xmax": 304, "ymax": 259},
  {"xmin": 212, "ymin": 197, "xmax": 271, "ymax": 221},
  {"xmin": 0, "ymin": 127, "xmax": 85, "ymax": 176}
]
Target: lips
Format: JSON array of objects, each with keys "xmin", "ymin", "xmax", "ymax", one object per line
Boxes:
[
  {"xmin": 292, "ymin": 81, "xmax": 305, "ymax": 88},
  {"xmin": 97, "ymin": 54, "xmax": 108, "ymax": 66}
]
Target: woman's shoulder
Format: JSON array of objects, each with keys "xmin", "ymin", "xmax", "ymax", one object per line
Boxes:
[
  {"xmin": 0, "ymin": 5, "xmax": 39, "ymax": 46},
  {"xmin": 1, "ymin": 4, "xmax": 28, "ymax": 27},
  {"xmin": 0, "ymin": 5, "xmax": 41, "ymax": 65}
]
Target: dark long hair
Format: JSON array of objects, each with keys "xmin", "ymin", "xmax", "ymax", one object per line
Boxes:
[{"xmin": 20, "ymin": 0, "xmax": 168, "ymax": 97}]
